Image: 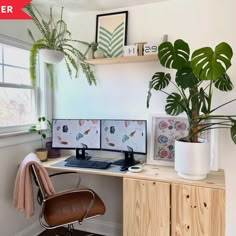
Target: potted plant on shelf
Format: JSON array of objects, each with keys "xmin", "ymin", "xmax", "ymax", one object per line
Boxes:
[
  {"xmin": 24, "ymin": 3, "xmax": 96, "ymax": 87},
  {"xmin": 147, "ymin": 39, "xmax": 236, "ymax": 180}
]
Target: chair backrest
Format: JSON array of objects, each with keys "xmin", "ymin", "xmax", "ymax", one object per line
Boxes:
[
  {"xmin": 30, "ymin": 164, "xmax": 48, "ymax": 204},
  {"xmin": 29, "ymin": 163, "xmax": 106, "ymax": 230}
]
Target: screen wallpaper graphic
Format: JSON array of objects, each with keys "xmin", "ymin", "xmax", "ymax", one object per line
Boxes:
[
  {"xmin": 52, "ymin": 119, "xmax": 100, "ymax": 149},
  {"xmin": 101, "ymin": 120, "xmax": 146, "ymax": 154}
]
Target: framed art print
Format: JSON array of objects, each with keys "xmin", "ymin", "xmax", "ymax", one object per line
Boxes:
[
  {"xmin": 147, "ymin": 115, "xmax": 189, "ymax": 166},
  {"xmin": 147, "ymin": 114, "xmax": 219, "ymax": 170},
  {"xmin": 95, "ymin": 11, "xmax": 128, "ymax": 58}
]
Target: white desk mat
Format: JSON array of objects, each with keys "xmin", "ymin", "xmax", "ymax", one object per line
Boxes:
[{"xmin": 51, "ymin": 160, "xmax": 125, "ymax": 173}]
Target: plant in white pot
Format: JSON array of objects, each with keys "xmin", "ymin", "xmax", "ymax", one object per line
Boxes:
[
  {"xmin": 24, "ymin": 3, "xmax": 96, "ymax": 87},
  {"xmin": 147, "ymin": 39, "xmax": 236, "ymax": 180}
]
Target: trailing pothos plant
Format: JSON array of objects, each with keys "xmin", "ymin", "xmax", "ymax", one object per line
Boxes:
[
  {"xmin": 147, "ymin": 39, "xmax": 236, "ymax": 143},
  {"xmin": 24, "ymin": 3, "xmax": 96, "ymax": 87}
]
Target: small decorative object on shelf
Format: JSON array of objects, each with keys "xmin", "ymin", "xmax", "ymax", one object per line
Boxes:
[
  {"xmin": 143, "ymin": 43, "xmax": 158, "ymax": 55},
  {"xmin": 123, "ymin": 45, "xmax": 138, "ymax": 56},
  {"xmin": 85, "ymin": 35, "xmax": 168, "ymax": 65},
  {"xmin": 136, "ymin": 42, "xmax": 147, "ymax": 56},
  {"xmin": 94, "ymin": 50, "xmax": 105, "ymax": 59}
]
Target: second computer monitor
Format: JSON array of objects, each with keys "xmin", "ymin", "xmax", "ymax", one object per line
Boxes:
[{"xmin": 101, "ymin": 119, "xmax": 147, "ymax": 154}]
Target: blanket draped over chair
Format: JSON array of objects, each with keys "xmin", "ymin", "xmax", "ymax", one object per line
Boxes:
[{"xmin": 13, "ymin": 153, "xmax": 55, "ymax": 219}]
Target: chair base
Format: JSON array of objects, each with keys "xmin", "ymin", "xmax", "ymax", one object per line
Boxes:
[{"xmin": 39, "ymin": 228, "xmax": 99, "ymax": 236}]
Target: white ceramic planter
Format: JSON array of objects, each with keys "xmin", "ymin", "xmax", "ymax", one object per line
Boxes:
[
  {"xmin": 40, "ymin": 49, "xmax": 64, "ymax": 64},
  {"xmin": 175, "ymin": 139, "xmax": 211, "ymax": 180}
]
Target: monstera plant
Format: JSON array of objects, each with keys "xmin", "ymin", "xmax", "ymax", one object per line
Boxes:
[
  {"xmin": 147, "ymin": 39, "xmax": 236, "ymax": 144},
  {"xmin": 24, "ymin": 3, "xmax": 96, "ymax": 87},
  {"xmin": 147, "ymin": 39, "xmax": 236, "ymax": 179}
]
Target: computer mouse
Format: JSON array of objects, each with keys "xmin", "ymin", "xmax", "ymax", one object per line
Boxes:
[{"xmin": 128, "ymin": 165, "xmax": 143, "ymax": 173}]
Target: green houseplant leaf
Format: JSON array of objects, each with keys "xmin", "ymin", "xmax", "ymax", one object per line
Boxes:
[
  {"xmin": 231, "ymin": 121, "xmax": 236, "ymax": 144},
  {"xmin": 146, "ymin": 73, "xmax": 171, "ymax": 108},
  {"xmin": 150, "ymin": 72, "xmax": 171, "ymax": 90},
  {"xmin": 176, "ymin": 67, "xmax": 198, "ymax": 89},
  {"xmin": 29, "ymin": 39, "xmax": 47, "ymax": 86},
  {"xmin": 158, "ymin": 39, "xmax": 190, "ymax": 69},
  {"xmin": 214, "ymin": 73, "xmax": 233, "ymax": 91},
  {"xmin": 191, "ymin": 42, "xmax": 233, "ymax": 81},
  {"xmin": 198, "ymin": 88, "xmax": 209, "ymax": 114},
  {"xmin": 165, "ymin": 93, "xmax": 185, "ymax": 116}
]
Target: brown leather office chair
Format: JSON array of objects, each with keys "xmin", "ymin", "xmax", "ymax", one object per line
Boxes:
[{"xmin": 31, "ymin": 164, "xmax": 106, "ymax": 236}]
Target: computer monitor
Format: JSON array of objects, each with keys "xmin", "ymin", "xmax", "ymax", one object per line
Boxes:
[
  {"xmin": 101, "ymin": 119, "xmax": 147, "ymax": 170},
  {"xmin": 52, "ymin": 119, "xmax": 101, "ymax": 160}
]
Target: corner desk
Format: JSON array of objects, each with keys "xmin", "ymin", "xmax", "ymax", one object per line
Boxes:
[{"xmin": 43, "ymin": 156, "xmax": 225, "ymax": 236}]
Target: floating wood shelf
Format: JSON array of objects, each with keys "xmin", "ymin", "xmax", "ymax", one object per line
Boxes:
[{"xmin": 85, "ymin": 54, "xmax": 158, "ymax": 65}]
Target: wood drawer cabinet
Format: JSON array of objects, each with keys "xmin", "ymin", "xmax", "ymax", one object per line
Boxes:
[
  {"xmin": 171, "ymin": 184, "xmax": 225, "ymax": 236},
  {"xmin": 123, "ymin": 178, "xmax": 170, "ymax": 236},
  {"xmin": 123, "ymin": 166, "xmax": 225, "ymax": 236}
]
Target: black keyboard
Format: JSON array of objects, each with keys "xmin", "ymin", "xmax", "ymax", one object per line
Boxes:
[{"xmin": 65, "ymin": 159, "xmax": 112, "ymax": 169}]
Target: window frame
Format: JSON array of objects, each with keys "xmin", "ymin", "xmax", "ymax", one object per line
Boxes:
[{"xmin": 0, "ymin": 34, "xmax": 51, "ymax": 139}]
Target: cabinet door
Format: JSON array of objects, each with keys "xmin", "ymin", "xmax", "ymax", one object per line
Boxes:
[
  {"xmin": 171, "ymin": 184, "xmax": 225, "ymax": 236},
  {"xmin": 123, "ymin": 178, "xmax": 170, "ymax": 236}
]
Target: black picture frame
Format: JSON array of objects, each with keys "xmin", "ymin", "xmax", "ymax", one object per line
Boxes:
[{"xmin": 95, "ymin": 11, "xmax": 128, "ymax": 58}]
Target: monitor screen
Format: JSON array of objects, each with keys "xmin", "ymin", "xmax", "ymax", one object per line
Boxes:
[
  {"xmin": 52, "ymin": 119, "xmax": 101, "ymax": 149},
  {"xmin": 101, "ymin": 119, "xmax": 147, "ymax": 154}
]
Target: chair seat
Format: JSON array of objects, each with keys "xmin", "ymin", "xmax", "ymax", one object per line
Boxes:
[{"xmin": 43, "ymin": 189, "xmax": 105, "ymax": 226}]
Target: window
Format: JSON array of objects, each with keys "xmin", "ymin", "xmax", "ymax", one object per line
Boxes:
[{"xmin": 0, "ymin": 42, "xmax": 37, "ymax": 134}]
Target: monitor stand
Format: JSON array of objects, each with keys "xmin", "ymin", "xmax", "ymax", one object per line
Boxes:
[
  {"xmin": 119, "ymin": 152, "xmax": 139, "ymax": 171},
  {"xmin": 76, "ymin": 149, "xmax": 91, "ymax": 160},
  {"xmin": 65, "ymin": 149, "xmax": 91, "ymax": 162}
]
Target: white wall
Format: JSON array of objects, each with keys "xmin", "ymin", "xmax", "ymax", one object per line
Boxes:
[
  {"xmin": 0, "ymin": 140, "xmax": 43, "ymax": 236},
  {"xmin": 0, "ymin": 20, "xmax": 40, "ymax": 43},
  {"xmin": 54, "ymin": 0, "xmax": 236, "ymax": 235}
]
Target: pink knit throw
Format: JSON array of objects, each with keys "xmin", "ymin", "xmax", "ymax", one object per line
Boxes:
[{"xmin": 13, "ymin": 153, "xmax": 55, "ymax": 219}]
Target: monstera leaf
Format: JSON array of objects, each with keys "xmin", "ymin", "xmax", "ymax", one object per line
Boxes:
[
  {"xmin": 231, "ymin": 121, "xmax": 236, "ymax": 144},
  {"xmin": 176, "ymin": 67, "xmax": 199, "ymax": 89},
  {"xmin": 214, "ymin": 73, "xmax": 233, "ymax": 92},
  {"xmin": 158, "ymin": 39, "xmax": 190, "ymax": 69},
  {"xmin": 165, "ymin": 93, "xmax": 185, "ymax": 116},
  {"xmin": 198, "ymin": 88, "xmax": 209, "ymax": 114},
  {"xmin": 191, "ymin": 42, "xmax": 233, "ymax": 81},
  {"xmin": 150, "ymin": 72, "xmax": 171, "ymax": 90},
  {"xmin": 147, "ymin": 72, "xmax": 171, "ymax": 108}
]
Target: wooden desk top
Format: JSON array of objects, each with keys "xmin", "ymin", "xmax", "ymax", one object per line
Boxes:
[
  {"xmin": 125, "ymin": 165, "xmax": 225, "ymax": 190},
  {"xmin": 43, "ymin": 156, "xmax": 125, "ymax": 178},
  {"xmin": 43, "ymin": 156, "xmax": 225, "ymax": 190}
]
